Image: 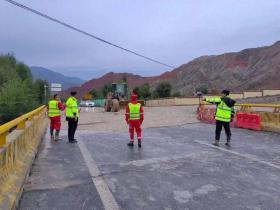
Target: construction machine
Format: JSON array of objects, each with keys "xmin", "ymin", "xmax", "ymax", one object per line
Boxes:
[{"xmin": 104, "ymin": 83, "xmax": 128, "ymax": 112}]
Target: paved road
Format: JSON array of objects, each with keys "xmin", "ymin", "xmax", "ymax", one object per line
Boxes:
[{"xmin": 19, "ymin": 123, "xmax": 280, "ymax": 210}]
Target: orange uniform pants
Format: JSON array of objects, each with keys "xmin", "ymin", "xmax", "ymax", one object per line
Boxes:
[{"xmin": 129, "ymin": 120, "xmax": 142, "ymax": 142}]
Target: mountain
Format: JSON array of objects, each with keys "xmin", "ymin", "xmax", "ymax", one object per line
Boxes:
[
  {"xmin": 30, "ymin": 67, "xmax": 85, "ymax": 90},
  {"xmin": 168, "ymin": 40, "xmax": 280, "ymax": 95},
  {"xmin": 62, "ymin": 40, "xmax": 280, "ymax": 98},
  {"xmin": 60, "ymin": 72, "xmax": 155, "ymax": 99}
]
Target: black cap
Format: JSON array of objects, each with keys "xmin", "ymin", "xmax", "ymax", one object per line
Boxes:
[
  {"xmin": 221, "ymin": 90, "xmax": 230, "ymax": 96},
  {"xmin": 70, "ymin": 91, "xmax": 77, "ymax": 96}
]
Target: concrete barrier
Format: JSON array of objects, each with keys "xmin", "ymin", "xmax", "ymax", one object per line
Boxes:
[
  {"xmin": 243, "ymin": 91, "xmax": 263, "ymax": 98},
  {"xmin": 230, "ymin": 93, "xmax": 244, "ymax": 99},
  {"xmin": 146, "ymin": 98, "xmax": 175, "ymax": 107},
  {"xmin": 263, "ymin": 89, "xmax": 280, "ymax": 96},
  {"xmin": 0, "ymin": 106, "xmax": 47, "ymax": 210},
  {"xmin": 174, "ymin": 97, "xmax": 200, "ymax": 105},
  {"xmin": 145, "ymin": 89, "xmax": 280, "ymax": 107},
  {"xmin": 146, "ymin": 98, "xmax": 201, "ymax": 107}
]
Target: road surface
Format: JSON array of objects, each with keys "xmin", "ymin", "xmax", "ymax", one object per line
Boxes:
[{"xmin": 19, "ymin": 107, "xmax": 280, "ymax": 210}]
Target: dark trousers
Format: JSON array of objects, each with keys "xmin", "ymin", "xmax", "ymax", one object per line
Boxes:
[
  {"xmin": 67, "ymin": 117, "xmax": 78, "ymax": 141},
  {"xmin": 215, "ymin": 120, "xmax": 231, "ymax": 141}
]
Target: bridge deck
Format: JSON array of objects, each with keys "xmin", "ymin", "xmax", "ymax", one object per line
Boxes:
[{"xmin": 19, "ymin": 108, "xmax": 280, "ymax": 210}]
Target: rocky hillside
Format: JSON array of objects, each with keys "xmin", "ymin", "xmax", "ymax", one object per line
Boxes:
[
  {"xmin": 170, "ymin": 41, "xmax": 280, "ymax": 95},
  {"xmin": 62, "ymin": 41, "xmax": 280, "ymax": 98},
  {"xmin": 61, "ymin": 72, "xmax": 156, "ymax": 99}
]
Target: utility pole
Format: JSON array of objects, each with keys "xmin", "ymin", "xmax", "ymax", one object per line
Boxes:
[{"xmin": 44, "ymin": 85, "xmax": 48, "ymax": 104}]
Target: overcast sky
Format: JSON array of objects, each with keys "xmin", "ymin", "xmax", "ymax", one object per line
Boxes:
[{"xmin": 1, "ymin": 0, "xmax": 280, "ymax": 80}]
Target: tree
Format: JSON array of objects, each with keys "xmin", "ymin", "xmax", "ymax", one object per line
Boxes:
[
  {"xmin": 172, "ymin": 91, "xmax": 181, "ymax": 97},
  {"xmin": 133, "ymin": 86, "xmax": 140, "ymax": 95},
  {"xmin": 33, "ymin": 79, "xmax": 48, "ymax": 104},
  {"xmin": 16, "ymin": 63, "xmax": 32, "ymax": 81},
  {"xmin": 0, "ymin": 55, "xmax": 19, "ymax": 85},
  {"xmin": 102, "ymin": 84, "xmax": 113, "ymax": 97},
  {"xmin": 155, "ymin": 81, "xmax": 172, "ymax": 98},
  {"xmin": 132, "ymin": 84, "xmax": 151, "ymax": 99},
  {"xmin": 139, "ymin": 84, "xmax": 151, "ymax": 99},
  {"xmin": 0, "ymin": 54, "xmax": 46, "ymax": 123},
  {"xmin": 195, "ymin": 85, "xmax": 208, "ymax": 94},
  {"xmin": 90, "ymin": 88, "xmax": 104, "ymax": 99},
  {"xmin": 0, "ymin": 79, "xmax": 38, "ymax": 123}
]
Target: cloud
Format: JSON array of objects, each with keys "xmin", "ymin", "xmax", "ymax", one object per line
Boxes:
[{"xmin": 1, "ymin": 0, "xmax": 280, "ymax": 78}]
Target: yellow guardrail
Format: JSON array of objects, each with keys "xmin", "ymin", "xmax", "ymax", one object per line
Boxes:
[
  {"xmin": 0, "ymin": 105, "xmax": 46, "ymax": 147},
  {"xmin": 0, "ymin": 105, "xmax": 48, "ymax": 209},
  {"xmin": 236, "ymin": 103, "xmax": 280, "ymax": 108},
  {"xmin": 202, "ymin": 103, "xmax": 280, "ymax": 112}
]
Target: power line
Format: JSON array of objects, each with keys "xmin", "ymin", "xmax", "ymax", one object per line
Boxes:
[{"xmin": 3, "ymin": 0, "xmax": 175, "ymax": 69}]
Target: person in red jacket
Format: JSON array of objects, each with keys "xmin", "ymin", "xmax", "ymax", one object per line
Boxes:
[
  {"xmin": 47, "ymin": 94, "xmax": 65, "ymax": 141},
  {"xmin": 125, "ymin": 93, "xmax": 144, "ymax": 147}
]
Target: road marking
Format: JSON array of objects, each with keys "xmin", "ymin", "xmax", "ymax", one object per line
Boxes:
[
  {"xmin": 78, "ymin": 140, "xmax": 120, "ymax": 210},
  {"xmin": 195, "ymin": 140, "xmax": 280, "ymax": 170}
]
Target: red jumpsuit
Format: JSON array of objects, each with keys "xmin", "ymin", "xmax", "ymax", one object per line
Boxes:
[
  {"xmin": 125, "ymin": 95, "xmax": 144, "ymax": 143},
  {"xmin": 48, "ymin": 102, "xmax": 65, "ymax": 131}
]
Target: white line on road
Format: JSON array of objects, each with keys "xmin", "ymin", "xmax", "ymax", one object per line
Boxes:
[
  {"xmin": 195, "ymin": 140, "xmax": 280, "ymax": 170},
  {"xmin": 78, "ymin": 140, "xmax": 120, "ymax": 210}
]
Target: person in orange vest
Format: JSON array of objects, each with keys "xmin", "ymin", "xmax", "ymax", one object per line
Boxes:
[
  {"xmin": 47, "ymin": 94, "xmax": 65, "ymax": 141},
  {"xmin": 125, "ymin": 93, "xmax": 144, "ymax": 147}
]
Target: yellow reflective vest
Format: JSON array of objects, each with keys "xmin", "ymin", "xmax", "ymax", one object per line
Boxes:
[
  {"xmin": 48, "ymin": 100, "xmax": 61, "ymax": 117},
  {"xmin": 128, "ymin": 103, "xmax": 141, "ymax": 120},
  {"xmin": 206, "ymin": 97, "xmax": 234, "ymax": 122},
  {"xmin": 66, "ymin": 96, "xmax": 79, "ymax": 118}
]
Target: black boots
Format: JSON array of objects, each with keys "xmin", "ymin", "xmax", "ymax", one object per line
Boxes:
[
  {"xmin": 225, "ymin": 136, "xmax": 231, "ymax": 146},
  {"xmin": 54, "ymin": 130, "xmax": 61, "ymax": 141},
  {"xmin": 127, "ymin": 142, "xmax": 134, "ymax": 147},
  {"xmin": 127, "ymin": 141, "xmax": 142, "ymax": 147},
  {"xmin": 69, "ymin": 139, "xmax": 77, "ymax": 143},
  {"xmin": 212, "ymin": 140, "xmax": 219, "ymax": 146}
]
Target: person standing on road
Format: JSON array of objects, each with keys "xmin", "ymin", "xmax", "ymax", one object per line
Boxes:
[
  {"xmin": 125, "ymin": 93, "xmax": 144, "ymax": 147},
  {"xmin": 203, "ymin": 90, "xmax": 236, "ymax": 146},
  {"xmin": 66, "ymin": 91, "xmax": 79, "ymax": 143},
  {"xmin": 47, "ymin": 94, "xmax": 65, "ymax": 141}
]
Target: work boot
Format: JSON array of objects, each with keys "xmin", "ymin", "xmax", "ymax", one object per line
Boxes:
[
  {"xmin": 127, "ymin": 142, "xmax": 134, "ymax": 147},
  {"xmin": 138, "ymin": 139, "xmax": 142, "ymax": 148},
  {"xmin": 55, "ymin": 131, "xmax": 61, "ymax": 141},
  {"xmin": 55, "ymin": 136, "xmax": 61, "ymax": 141},
  {"xmin": 212, "ymin": 140, "xmax": 219, "ymax": 146},
  {"xmin": 225, "ymin": 137, "xmax": 231, "ymax": 146},
  {"xmin": 69, "ymin": 139, "xmax": 77, "ymax": 143}
]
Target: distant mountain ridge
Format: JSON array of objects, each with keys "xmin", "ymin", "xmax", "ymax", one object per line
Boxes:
[
  {"xmin": 30, "ymin": 67, "xmax": 85, "ymax": 90},
  {"xmin": 61, "ymin": 40, "xmax": 280, "ymax": 98}
]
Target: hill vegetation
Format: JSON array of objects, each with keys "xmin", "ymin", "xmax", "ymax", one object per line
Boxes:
[{"xmin": 0, "ymin": 55, "xmax": 48, "ymax": 124}]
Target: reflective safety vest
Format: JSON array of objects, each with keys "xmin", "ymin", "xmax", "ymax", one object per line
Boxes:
[
  {"xmin": 48, "ymin": 100, "xmax": 61, "ymax": 117},
  {"xmin": 206, "ymin": 97, "xmax": 233, "ymax": 122},
  {"xmin": 128, "ymin": 103, "xmax": 141, "ymax": 120},
  {"xmin": 66, "ymin": 96, "xmax": 79, "ymax": 118}
]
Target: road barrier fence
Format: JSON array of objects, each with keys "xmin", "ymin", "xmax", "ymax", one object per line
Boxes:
[{"xmin": 197, "ymin": 103, "xmax": 280, "ymax": 133}]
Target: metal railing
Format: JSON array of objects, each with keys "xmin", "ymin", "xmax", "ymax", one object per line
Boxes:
[{"xmin": 0, "ymin": 105, "xmax": 46, "ymax": 147}]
